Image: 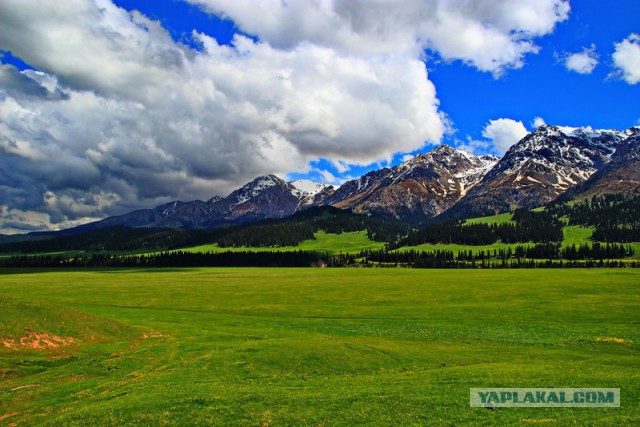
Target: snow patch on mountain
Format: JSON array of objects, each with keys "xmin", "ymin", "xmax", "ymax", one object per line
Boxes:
[
  {"xmin": 160, "ymin": 201, "xmax": 182, "ymax": 217},
  {"xmin": 226, "ymin": 174, "xmax": 282, "ymax": 206},
  {"xmin": 290, "ymin": 180, "xmax": 329, "ymax": 197},
  {"xmin": 290, "ymin": 179, "xmax": 333, "ymax": 207}
]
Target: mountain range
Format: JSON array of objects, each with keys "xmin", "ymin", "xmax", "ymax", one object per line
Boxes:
[{"xmin": 72, "ymin": 125, "xmax": 640, "ymax": 232}]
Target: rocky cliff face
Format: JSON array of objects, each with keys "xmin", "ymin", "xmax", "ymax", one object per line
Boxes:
[
  {"xmin": 561, "ymin": 130, "xmax": 640, "ymax": 200},
  {"xmin": 326, "ymin": 145, "xmax": 497, "ymax": 221},
  {"xmin": 440, "ymin": 125, "xmax": 636, "ymax": 219}
]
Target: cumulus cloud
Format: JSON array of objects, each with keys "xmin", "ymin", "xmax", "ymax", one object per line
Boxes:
[
  {"xmin": 315, "ymin": 169, "xmax": 339, "ymax": 185},
  {"xmin": 563, "ymin": 45, "xmax": 599, "ymax": 74},
  {"xmin": 532, "ymin": 117, "xmax": 546, "ymax": 128},
  {"xmin": 189, "ymin": 0, "xmax": 570, "ymax": 75},
  {"xmin": 401, "ymin": 154, "xmax": 415, "ymax": 163},
  {"xmin": 0, "ymin": 64, "xmax": 68, "ymax": 100},
  {"xmin": 482, "ymin": 119, "xmax": 529, "ymax": 154},
  {"xmin": 0, "ymin": 0, "xmax": 569, "ymax": 233},
  {"xmin": 0, "ymin": 0, "xmax": 445, "ymax": 232},
  {"xmin": 454, "ymin": 136, "xmax": 491, "ymax": 155},
  {"xmin": 611, "ymin": 33, "xmax": 640, "ymax": 84}
]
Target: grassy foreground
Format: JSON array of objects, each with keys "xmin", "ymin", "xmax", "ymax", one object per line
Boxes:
[{"xmin": 0, "ymin": 268, "xmax": 638, "ymax": 425}]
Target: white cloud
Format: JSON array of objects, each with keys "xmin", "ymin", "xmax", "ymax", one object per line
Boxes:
[
  {"xmin": 454, "ymin": 137, "xmax": 492, "ymax": 155},
  {"xmin": 0, "ymin": 0, "xmax": 571, "ymax": 232},
  {"xmin": 0, "ymin": 0, "xmax": 185, "ymax": 104},
  {"xmin": 188, "ymin": 0, "xmax": 570, "ymax": 75},
  {"xmin": 0, "ymin": 0, "xmax": 445, "ymax": 232},
  {"xmin": 401, "ymin": 154, "xmax": 414, "ymax": 163},
  {"xmin": 313, "ymin": 168, "xmax": 339, "ymax": 185},
  {"xmin": 563, "ymin": 45, "xmax": 599, "ymax": 74},
  {"xmin": 482, "ymin": 119, "xmax": 529, "ymax": 154},
  {"xmin": 532, "ymin": 117, "xmax": 546, "ymax": 128},
  {"xmin": 0, "ymin": 205, "xmax": 102, "ymax": 235},
  {"xmin": 330, "ymin": 159, "xmax": 351, "ymax": 174},
  {"xmin": 611, "ymin": 33, "xmax": 640, "ymax": 84}
]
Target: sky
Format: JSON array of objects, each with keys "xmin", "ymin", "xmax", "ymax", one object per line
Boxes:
[{"xmin": 0, "ymin": 0, "xmax": 639, "ymax": 234}]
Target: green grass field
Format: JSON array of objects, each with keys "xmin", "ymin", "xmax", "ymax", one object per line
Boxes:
[
  {"xmin": 465, "ymin": 212, "xmax": 514, "ymax": 225},
  {"xmin": 178, "ymin": 230, "xmax": 385, "ymax": 256},
  {"xmin": 562, "ymin": 225, "xmax": 594, "ymax": 247},
  {"xmin": 0, "ymin": 268, "xmax": 638, "ymax": 425},
  {"xmin": 561, "ymin": 226, "xmax": 640, "ymax": 260}
]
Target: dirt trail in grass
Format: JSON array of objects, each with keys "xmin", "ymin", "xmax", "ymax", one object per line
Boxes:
[
  {"xmin": 11, "ymin": 384, "xmax": 40, "ymax": 391},
  {"xmin": 0, "ymin": 413, "xmax": 18, "ymax": 422}
]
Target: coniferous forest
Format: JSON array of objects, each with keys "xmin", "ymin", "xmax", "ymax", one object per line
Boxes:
[
  {"xmin": 390, "ymin": 209, "xmax": 564, "ymax": 248},
  {"xmin": 548, "ymin": 195, "xmax": 640, "ymax": 242},
  {"xmin": 0, "ymin": 196, "xmax": 639, "ymax": 268}
]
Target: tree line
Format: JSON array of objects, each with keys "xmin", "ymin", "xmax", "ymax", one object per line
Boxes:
[
  {"xmin": 360, "ymin": 242, "xmax": 633, "ymax": 265},
  {"xmin": 548, "ymin": 195, "xmax": 640, "ymax": 242},
  {"xmin": 0, "ymin": 226, "xmax": 231, "ymax": 254},
  {"xmin": 2, "ymin": 248, "xmax": 636, "ymax": 269},
  {"xmin": 390, "ymin": 209, "xmax": 564, "ymax": 248},
  {"xmin": 0, "ymin": 206, "xmax": 411, "ymax": 254},
  {"xmin": 0, "ymin": 250, "xmax": 329, "ymax": 268},
  {"xmin": 215, "ymin": 206, "xmax": 408, "ymax": 247}
]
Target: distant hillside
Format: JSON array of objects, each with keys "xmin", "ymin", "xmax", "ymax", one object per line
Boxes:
[{"xmin": 0, "ymin": 206, "xmax": 407, "ymax": 254}]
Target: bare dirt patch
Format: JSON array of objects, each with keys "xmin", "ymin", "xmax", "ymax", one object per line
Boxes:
[
  {"xmin": 0, "ymin": 413, "xmax": 18, "ymax": 422},
  {"xmin": 140, "ymin": 333, "xmax": 165, "ymax": 339},
  {"xmin": 2, "ymin": 330, "xmax": 75, "ymax": 351}
]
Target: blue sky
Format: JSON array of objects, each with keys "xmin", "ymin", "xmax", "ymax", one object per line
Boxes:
[
  {"xmin": 0, "ymin": 0, "xmax": 639, "ymax": 232},
  {"xmin": 431, "ymin": 0, "xmax": 639, "ymax": 133}
]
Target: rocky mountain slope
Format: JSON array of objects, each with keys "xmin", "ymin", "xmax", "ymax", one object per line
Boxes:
[
  {"xmin": 439, "ymin": 125, "xmax": 638, "ymax": 219},
  {"xmin": 561, "ymin": 131, "xmax": 640, "ymax": 200},
  {"xmin": 326, "ymin": 145, "xmax": 498, "ymax": 221},
  {"xmin": 79, "ymin": 175, "xmax": 334, "ymax": 231}
]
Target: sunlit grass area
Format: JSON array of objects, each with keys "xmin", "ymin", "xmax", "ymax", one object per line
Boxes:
[{"xmin": 0, "ymin": 268, "xmax": 638, "ymax": 425}]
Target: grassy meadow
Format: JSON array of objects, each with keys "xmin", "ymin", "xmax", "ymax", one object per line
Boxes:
[
  {"xmin": 0, "ymin": 268, "xmax": 638, "ymax": 425},
  {"xmin": 179, "ymin": 230, "xmax": 384, "ymax": 256}
]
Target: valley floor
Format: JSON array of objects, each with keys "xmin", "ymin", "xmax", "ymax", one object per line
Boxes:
[{"xmin": 0, "ymin": 268, "xmax": 638, "ymax": 425}]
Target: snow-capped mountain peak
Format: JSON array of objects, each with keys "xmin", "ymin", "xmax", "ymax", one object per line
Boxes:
[
  {"xmin": 440, "ymin": 125, "xmax": 639, "ymax": 220},
  {"xmin": 226, "ymin": 174, "xmax": 285, "ymax": 204},
  {"xmin": 324, "ymin": 145, "xmax": 499, "ymax": 219},
  {"xmin": 396, "ymin": 144, "xmax": 494, "ymax": 177},
  {"xmin": 497, "ymin": 125, "xmax": 630, "ymax": 180},
  {"xmin": 289, "ymin": 179, "xmax": 334, "ymax": 207},
  {"xmin": 289, "ymin": 180, "xmax": 330, "ymax": 198}
]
